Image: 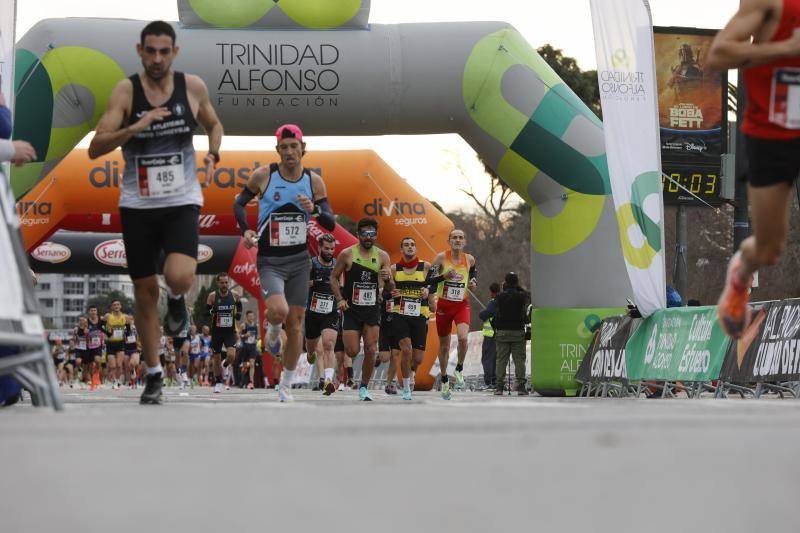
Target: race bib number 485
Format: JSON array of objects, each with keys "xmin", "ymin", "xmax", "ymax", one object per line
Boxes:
[{"xmin": 136, "ymin": 153, "xmax": 185, "ymax": 198}]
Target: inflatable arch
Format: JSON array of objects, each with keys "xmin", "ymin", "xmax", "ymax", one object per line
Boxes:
[
  {"xmin": 16, "ymin": 149, "xmax": 455, "ymax": 261},
  {"xmin": 13, "ymin": 0, "xmax": 633, "ymax": 311}
]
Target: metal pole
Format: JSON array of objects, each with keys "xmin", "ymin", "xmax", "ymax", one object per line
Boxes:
[
  {"xmin": 674, "ymin": 204, "xmax": 688, "ymax": 303},
  {"xmin": 733, "ymin": 71, "xmax": 750, "ymax": 251}
]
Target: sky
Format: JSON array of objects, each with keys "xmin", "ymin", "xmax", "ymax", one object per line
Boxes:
[{"xmin": 15, "ymin": 0, "xmax": 741, "ymax": 210}]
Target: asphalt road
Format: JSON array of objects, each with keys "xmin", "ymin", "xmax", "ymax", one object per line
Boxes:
[{"xmin": 2, "ymin": 387, "xmax": 799, "ymax": 533}]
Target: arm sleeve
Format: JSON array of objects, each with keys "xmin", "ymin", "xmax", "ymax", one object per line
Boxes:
[
  {"xmin": 313, "ymin": 197, "xmax": 335, "ymax": 231},
  {"xmin": 469, "ymin": 265, "xmax": 477, "ymax": 280},
  {"xmin": 234, "ymin": 299, "xmax": 243, "ymax": 322},
  {"xmin": 233, "ymin": 188, "xmax": 256, "ymax": 235}
]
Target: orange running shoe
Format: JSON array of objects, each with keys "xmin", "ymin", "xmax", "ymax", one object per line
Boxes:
[{"xmin": 717, "ymin": 252, "xmax": 753, "ymax": 339}]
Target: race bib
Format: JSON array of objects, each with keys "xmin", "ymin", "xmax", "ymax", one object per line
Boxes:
[
  {"xmin": 385, "ymin": 298, "xmax": 393, "ymax": 314},
  {"xmin": 217, "ymin": 315, "xmax": 233, "ymax": 328},
  {"xmin": 400, "ymin": 297, "xmax": 421, "ymax": 317},
  {"xmin": 311, "ymin": 292, "xmax": 334, "ymax": 314},
  {"xmin": 77, "ymin": 339, "xmax": 87, "ymax": 350},
  {"xmin": 770, "ymin": 68, "xmax": 800, "ymax": 129},
  {"xmin": 269, "ymin": 213, "xmax": 307, "ymax": 247},
  {"xmin": 352, "ymin": 282, "xmax": 377, "ymax": 306},
  {"xmin": 136, "ymin": 153, "xmax": 185, "ymax": 198},
  {"xmin": 126, "ymin": 334, "xmax": 137, "ymax": 344},
  {"xmin": 88, "ymin": 335, "xmax": 101, "ymax": 349},
  {"xmin": 245, "ymin": 333, "xmax": 257, "ymax": 344},
  {"xmin": 112, "ymin": 328, "xmax": 124, "ymax": 340},
  {"xmin": 443, "ymin": 281, "xmax": 466, "ymax": 301}
]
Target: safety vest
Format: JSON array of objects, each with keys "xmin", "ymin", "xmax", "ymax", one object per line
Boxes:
[{"xmin": 482, "ymin": 318, "xmax": 494, "ymax": 338}]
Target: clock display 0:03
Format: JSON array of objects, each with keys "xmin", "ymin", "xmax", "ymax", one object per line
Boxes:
[{"xmin": 661, "ymin": 164, "xmax": 724, "ymax": 205}]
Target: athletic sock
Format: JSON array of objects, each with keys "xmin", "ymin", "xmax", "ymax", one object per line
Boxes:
[
  {"xmin": 146, "ymin": 365, "xmax": 163, "ymax": 376},
  {"xmin": 455, "ymin": 363, "xmax": 463, "ymax": 372},
  {"xmin": 324, "ymin": 368, "xmax": 334, "ymax": 381},
  {"xmin": 441, "ymin": 374, "xmax": 449, "ymax": 383},
  {"xmin": 282, "ymin": 369, "xmax": 295, "ymax": 387},
  {"xmin": 403, "ymin": 378, "xmax": 411, "ymax": 391},
  {"xmin": 346, "ymin": 367, "xmax": 354, "ymax": 379},
  {"xmin": 267, "ymin": 323, "xmax": 281, "ymax": 342}
]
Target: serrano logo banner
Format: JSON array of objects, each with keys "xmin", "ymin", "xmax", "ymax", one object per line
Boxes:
[
  {"xmin": 94, "ymin": 239, "xmax": 127, "ymax": 267},
  {"xmin": 31, "ymin": 241, "xmax": 71, "ymax": 264}
]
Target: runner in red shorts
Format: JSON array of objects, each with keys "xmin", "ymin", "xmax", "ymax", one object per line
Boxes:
[
  {"xmin": 709, "ymin": 0, "xmax": 800, "ymax": 337},
  {"xmin": 431, "ymin": 229, "xmax": 476, "ymax": 400}
]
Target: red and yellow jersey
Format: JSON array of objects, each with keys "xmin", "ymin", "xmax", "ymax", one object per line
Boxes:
[{"xmin": 436, "ymin": 250, "xmax": 470, "ymax": 303}]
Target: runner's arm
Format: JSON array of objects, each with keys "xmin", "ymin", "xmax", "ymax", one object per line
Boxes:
[
  {"xmin": 708, "ymin": 0, "xmax": 800, "ymax": 69},
  {"xmin": 233, "ymin": 167, "xmax": 268, "ymax": 234},
  {"xmin": 330, "ymin": 251, "xmax": 349, "ymax": 308},
  {"xmin": 190, "ymin": 75, "xmax": 223, "ymax": 163},
  {"xmin": 380, "ymin": 250, "xmax": 394, "ymax": 291},
  {"xmin": 310, "ymin": 173, "xmax": 335, "ymax": 231}
]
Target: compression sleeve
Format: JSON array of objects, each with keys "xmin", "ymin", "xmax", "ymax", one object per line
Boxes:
[
  {"xmin": 234, "ymin": 299, "xmax": 243, "ymax": 322},
  {"xmin": 469, "ymin": 265, "xmax": 477, "ymax": 280},
  {"xmin": 313, "ymin": 197, "xmax": 335, "ymax": 231},
  {"xmin": 233, "ymin": 188, "xmax": 257, "ymax": 234}
]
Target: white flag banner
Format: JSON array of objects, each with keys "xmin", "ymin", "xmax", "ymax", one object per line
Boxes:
[{"xmin": 590, "ymin": 0, "xmax": 665, "ymax": 317}]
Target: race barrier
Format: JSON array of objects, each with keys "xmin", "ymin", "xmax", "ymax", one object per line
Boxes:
[{"xmin": 576, "ymin": 300, "xmax": 800, "ymax": 399}]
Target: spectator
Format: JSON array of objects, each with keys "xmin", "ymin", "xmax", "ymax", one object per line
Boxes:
[
  {"xmin": 478, "ymin": 282, "xmax": 500, "ymax": 390},
  {"xmin": 482, "ymin": 272, "xmax": 530, "ymax": 396}
]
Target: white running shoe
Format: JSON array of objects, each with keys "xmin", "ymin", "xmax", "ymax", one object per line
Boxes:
[
  {"xmin": 278, "ymin": 383, "xmax": 294, "ymax": 403},
  {"xmin": 214, "ymin": 383, "xmax": 223, "ymax": 394}
]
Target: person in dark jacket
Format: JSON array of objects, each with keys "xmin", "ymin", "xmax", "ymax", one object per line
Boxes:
[
  {"xmin": 478, "ymin": 282, "xmax": 500, "ymax": 389},
  {"xmin": 481, "ymin": 272, "xmax": 530, "ymax": 396}
]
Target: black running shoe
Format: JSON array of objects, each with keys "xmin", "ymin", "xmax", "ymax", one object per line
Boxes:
[
  {"xmin": 140, "ymin": 373, "xmax": 163, "ymax": 405},
  {"xmin": 164, "ymin": 295, "xmax": 189, "ymax": 337}
]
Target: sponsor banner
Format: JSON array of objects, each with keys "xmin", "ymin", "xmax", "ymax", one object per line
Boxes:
[
  {"xmin": 719, "ymin": 300, "xmax": 800, "ymax": 382},
  {"xmin": 31, "ymin": 241, "xmax": 71, "ymax": 264},
  {"xmin": 575, "ymin": 315, "xmax": 638, "ymax": 383},
  {"xmin": 626, "ymin": 306, "xmax": 729, "ymax": 381},
  {"xmin": 94, "ymin": 238, "xmax": 127, "ymax": 268},
  {"xmin": 653, "ymin": 27, "xmax": 726, "ymax": 164},
  {"xmin": 590, "ymin": 0, "xmax": 666, "ymax": 317},
  {"xmin": 532, "ymin": 308, "xmax": 624, "ymax": 395}
]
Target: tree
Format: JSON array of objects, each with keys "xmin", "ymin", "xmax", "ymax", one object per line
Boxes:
[
  {"xmin": 536, "ymin": 44, "xmax": 601, "ymax": 117},
  {"xmin": 86, "ymin": 289, "xmax": 134, "ymax": 315},
  {"xmin": 193, "ymin": 280, "xmax": 218, "ymax": 329}
]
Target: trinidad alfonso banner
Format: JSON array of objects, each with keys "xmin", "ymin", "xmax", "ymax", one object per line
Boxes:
[{"xmin": 590, "ymin": 0, "xmax": 666, "ymax": 317}]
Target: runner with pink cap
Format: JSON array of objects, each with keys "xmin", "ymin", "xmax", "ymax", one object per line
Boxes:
[{"xmin": 232, "ymin": 124, "xmax": 336, "ymax": 402}]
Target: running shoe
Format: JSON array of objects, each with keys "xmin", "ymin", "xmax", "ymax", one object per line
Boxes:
[
  {"xmin": 454, "ymin": 369, "xmax": 465, "ymax": 391},
  {"xmin": 247, "ymin": 382, "xmax": 254, "ymax": 390},
  {"xmin": 717, "ymin": 252, "xmax": 753, "ymax": 339},
  {"xmin": 441, "ymin": 381, "xmax": 451, "ymax": 400},
  {"xmin": 323, "ymin": 379, "xmax": 336, "ymax": 396},
  {"xmin": 402, "ymin": 389, "xmax": 412, "ymax": 401},
  {"xmin": 337, "ymin": 382, "xmax": 346, "ymax": 392},
  {"xmin": 164, "ymin": 295, "xmax": 190, "ymax": 337},
  {"xmin": 312, "ymin": 378, "xmax": 322, "ymax": 391},
  {"xmin": 140, "ymin": 373, "xmax": 163, "ymax": 405},
  {"xmin": 358, "ymin": 385, "xmax": 373, "ymax": 401},
  {"xmin": 278, "ymin": 383, "xmax": 294, "ymax": 402},
  {"xmin": 384, "ymin": 382, "xmax": 397, "ymax": 395},
  {"xmin": 214, "ymin": 382, "xmax": 222, "ymax": 394}
]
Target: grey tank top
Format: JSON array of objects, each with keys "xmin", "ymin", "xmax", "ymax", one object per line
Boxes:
[{"xmin": 120, "ymin": 72, "xmax": 203, "ymax": 209}]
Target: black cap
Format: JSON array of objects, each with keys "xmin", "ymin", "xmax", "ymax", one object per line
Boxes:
[{"xmin": 504, "ymin": 272, "xmax": 519, "ymax": 287}]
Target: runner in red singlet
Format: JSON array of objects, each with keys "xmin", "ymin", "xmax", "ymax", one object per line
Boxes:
[{"xmin": 709, "ymin": 0, "xmax": 800, "ymax": 337}]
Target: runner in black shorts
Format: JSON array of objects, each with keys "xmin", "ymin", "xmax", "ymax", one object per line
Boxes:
[
  {"xmin": 123, "ymin": 315, "xmax": 140, "ymax": 388},
  {"xmin": 86, "ymin": 306, "xmax": 105, "ymax": 391},
  {"xmin": 207, "ymin": 272, "xmax": 241, "ymax": 393},
  {"xmin": 239, "ymin": 311, "xmax": 260, "ymax": 390},
  {"xmin": 73, "ymin": 317, "xmax": 89, "ymax": 388},
  {"xmin": 304, "ymin": 234, "xmax": 340, "ymax": 396},
  {"xmin": 330, "ymin": 217, "xmax": 393, "ymax": 401},
  {"xmin": 88, "ymin": 20, "xmax": 224, "ymax": 404},
  {"xmin": 378, "ymin": 286, "xmax": 399, "ymax": 395},
  {"xmin": 103, "ymin": 300, "xmax": 128, "ymax": 389},
  {"xmin": 390, "ymin": 237, "xmax": 434, "ymax": 401}
]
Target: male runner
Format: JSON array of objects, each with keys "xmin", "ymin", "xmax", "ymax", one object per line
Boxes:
[
  {"xmin": 330, "ymin": 217, "xmax": 393, "ymax": 401},
  {"xmin": 103, "ymin": 300, "xmax": 127, "ymax": 389},
  {"xmin": 73, "ymin": 317, "xmax": 88, "ymax": 388},
  {"xmin": 233, "ymin": 124, "xmax": 335, "ymax": 402},
  {"xmin": 172, "ymin": 310, "xmax": 192, "ymax": 390},
  {"xmin": 207, "ymin": 272, "xmax": 241, "ymax": 393},
  {"xmin": 239, "ymin": 311, "xmax": 260, "ymax": 390},
  {"xmin": 200, "ymin": 325, "xmax": 212, "ymax": 386},
  {"xmin": 86, "ymin": 306, "xmax": 106, "ymax": 391},
  {"xmin": 88, "ymin": 20, "xmax": 224, "ymax": 404},
  {"xmin": 378, "ymin": 286, "xmax": 399, "ymax": 395},
  {"xmin": 52, "ymin": 336, "xmax": 67, "ymax": 386},
  {"xmin": 188, "ymin": 324, "xmax": 202, "ymax": 385},
  {"xmin": 431, "ymin": 229, "xmax": 477, "ymax": 400},
  {"xmin": 304, "ymin": 233, "xmax": 340, "ymax": 396},
  {"xmin": 390, "ymin": 237, "xmax": 433, "ymax": 401},
  {"xmin": 123, "ymin": 315, "xmax": 140, "ymax": 388},
  {"xmin": 708, "ymin": 0, "xmax": 800, "ymax": 337},
  {"xmin": 66, "ymin": 338, "xmax": 78, "ymax": 387}
]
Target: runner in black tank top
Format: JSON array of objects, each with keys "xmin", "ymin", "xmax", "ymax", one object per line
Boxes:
[
  {"xmin": 207, "ymin": 272, "xmax": 241, "ymax": 393},
  {"xmin": 88, "ymin": 21, "xmax": 223, "ymax": 405},
  {"xmin": 330, "ymin": 218, "xmax": 393, "ymax": 401},
  {"xmin": 239, "ymin": 310, "xmax": 260, "ymax": 390},
  {"xmin": 304, "ymin": 234, "xmax": 340, "ymax": 395}
]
